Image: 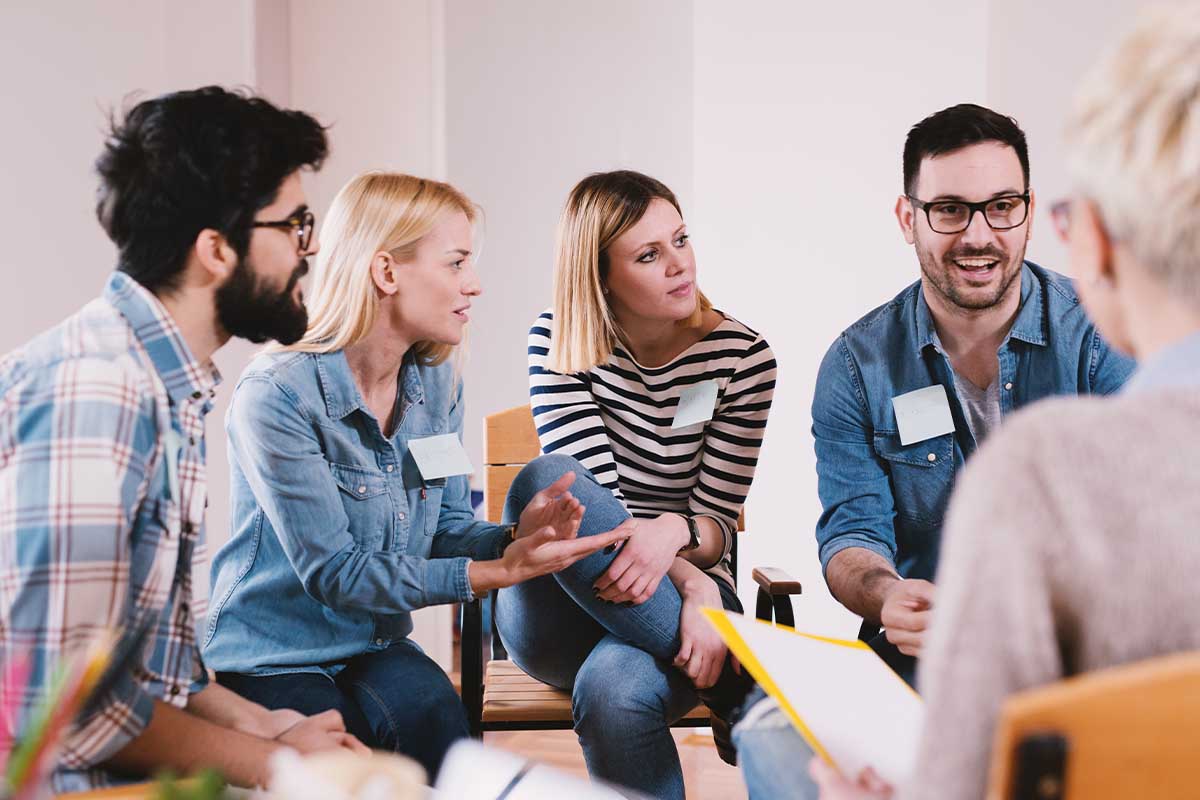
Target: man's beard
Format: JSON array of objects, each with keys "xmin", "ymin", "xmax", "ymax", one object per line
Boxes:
[
  {"xmin": 915, "ymin": 237, "xmax": 1025, "ymax": 311},
  {"xmin": 215, "ymin": 257, "xmax": 309, "ymax": 344}
]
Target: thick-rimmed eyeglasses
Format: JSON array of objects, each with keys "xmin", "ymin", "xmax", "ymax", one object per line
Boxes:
[
  {"xmin": 252, "ymin": 208, "xmax": 315, "ymax": 252},
  {"xmin": 907, "ymin": 193, "xmax": 1030, "ymax": 234}
]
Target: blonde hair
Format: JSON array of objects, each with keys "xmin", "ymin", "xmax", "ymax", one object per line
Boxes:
[
  {"xmin": 280, "ymin": 171, "xmax": 477, "ymax": 363},
  {"xmin": 1064, "ymin": 4, "xmax": 1200, "ymax": 306},
  {"xmin": 548, "ymin": 170, "xmax": 712, "ymax": 374}
]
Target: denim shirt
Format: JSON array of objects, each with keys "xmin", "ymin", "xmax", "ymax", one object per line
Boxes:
[
  {"xmin": 203, "ymin": 349, "xmax": 505, "ymax": 676},
  {"xmin": 812, "ymin": 262, "xmax": 1135, "ymax": 584}
]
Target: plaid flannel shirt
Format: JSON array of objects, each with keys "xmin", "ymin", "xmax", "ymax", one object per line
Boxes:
[{"xmin": 0, "ymin": 271, "xmax": 218, "ymax": 792}]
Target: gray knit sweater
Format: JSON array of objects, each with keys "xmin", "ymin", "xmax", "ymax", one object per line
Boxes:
[{"xmin": 903, "ymin": 388, "xmax": 1200, "ymax": 799}]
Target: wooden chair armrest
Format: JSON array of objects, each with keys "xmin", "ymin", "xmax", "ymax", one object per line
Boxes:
[{"xmin": 752, "ymin": 566, "xmax": 802, "ymax": 596}]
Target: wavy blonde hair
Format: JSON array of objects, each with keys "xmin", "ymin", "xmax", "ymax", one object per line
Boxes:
[
  {"xmin": 280, "ymin": 171, "xmax": 477, "ymax": 364},
  {"xmin": 1064, "ymin": 4, "xmax": 1200, "ymax": 306},
  {"xmin": 548, "ymin": 170, "xmax": 712, "ymax": 374}
]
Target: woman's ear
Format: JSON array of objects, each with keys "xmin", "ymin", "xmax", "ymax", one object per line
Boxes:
[
  {"xmin": 1073, "ymin": 200, "xmax": 1116, "ymax": 288},
  {"xmin": 371, "ymin": 251, "xmax": 400, "ymax": 296}
]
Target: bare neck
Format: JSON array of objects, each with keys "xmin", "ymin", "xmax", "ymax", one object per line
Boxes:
[
  {"xmin": 1120, "ymin": 270, "xmax": 1200, "ymax": 363},
  {"xmin": 343, "ymin": 320, "xmax": 413, "ymax": 432},
  {"xmin": 615, "ymin": 309, "xmax": 718, "ymax": 368},
  {"xmin": 156, "ymin": 287, "xmax": 229, "ymax": 367},
  {"xmin": 922, "ymin": 279, "xmax": 1022, "ymax": 389}
]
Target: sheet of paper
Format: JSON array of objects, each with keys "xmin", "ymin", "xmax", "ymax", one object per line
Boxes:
[
  {"xmin": 671, "ymin": 379, "xmax": 719, "ymax": 430},
  {"xmin": 408, "ymin": 434, "xmax": 474, "ymax": 481},
  {"xmin": 704, "ymin": 610, "xmax": 924, "ymax": 786},
  {"xmin": 891, "ymin": 384, "xmax": 955, "ymax": 446},
  {"xmin": 435, "ymin": 740, "xmax": 628, "ymax": 799}
]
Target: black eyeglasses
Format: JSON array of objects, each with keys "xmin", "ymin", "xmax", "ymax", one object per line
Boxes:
[
  {"xmin": 907, "ymin": 192, "xmax": 1030, "ymax": 234},
  {"xmin": 252, "ymin": 208, "xmax": 315, "ymax": 252}
]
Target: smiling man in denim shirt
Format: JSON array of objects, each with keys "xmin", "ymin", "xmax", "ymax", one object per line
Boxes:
[{"xmin": 733, "ymin": 104, "xmax": 1134, "ymax": 800}]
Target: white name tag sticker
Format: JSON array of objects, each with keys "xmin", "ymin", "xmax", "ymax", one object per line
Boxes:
[
  {"xmin": 409, "ymin": 434, "xmax": 474, "ymax": 480},
  {"xmin": 892, "ymin": 385, "xmax": 956, "ymax": 446},
  {"xmin": 671, "ymin": 379, "xmax": 720, "ymax": 430}
]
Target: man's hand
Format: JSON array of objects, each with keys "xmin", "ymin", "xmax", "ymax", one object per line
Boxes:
[
  {"xmin": 594, "ymin": 513, "xmax": 689, "ymax": 605},
  {"xmin": 515, "ymin": 472, "xmax": 584, "ymax": 541},
  {"xmin": 810, "ymin": 758, "xmax": 894, "ymax": 800},
  {"xmin": 276, "ymin": 709, "xmax": 370, "ymax": 755},
  {"xmin": 673, "ymin": 577, "xmax": 727, "ymax": 689},
  {"xmin": 880, "ymin": 578, "xmax": 935, "ymax": 657}
]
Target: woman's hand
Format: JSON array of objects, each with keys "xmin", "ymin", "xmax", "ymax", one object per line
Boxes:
[
  {"xmin": 502, "ymin": 520, "xmax": 634, "ymax": 584},
  {"xmin": 515, "ymin": 472, "xmax": 585, "ymax": 542},
  {"xmin": 593, "ymin": 513, "xmax": 689, "ymax": 604},
  {"xmin": 275, "ymin": 709, "xmax": 371, "ymax": 755},
  {"xmin": 809, "ymin": 758, "xmax": 894, "ymax": 800},
  {"xmin": 673, "ymin": 576, "xmax": 728, "ymax": 689}
]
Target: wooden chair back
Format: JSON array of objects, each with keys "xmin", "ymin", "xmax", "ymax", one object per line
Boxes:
[{"xmin": 986, "ymin": 651, "xmax": 1200, "ymax": 799}]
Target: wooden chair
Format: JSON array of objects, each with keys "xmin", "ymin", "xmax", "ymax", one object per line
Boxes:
[
  {"xmin": 986, "ymin": 651, "xmax": 1200, "ymax": 800},
  {"xmin": 460, "ymin": 405, "xmax": 802, "ymax": 737}
]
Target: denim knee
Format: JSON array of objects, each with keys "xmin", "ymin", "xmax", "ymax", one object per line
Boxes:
[
  {"xmin": 510, "ymin": 453, "xmax": 589, "ymax": 498},
  {"xmin": 572, "ymin": 649, "xmax": 669, "ymax": 736}
]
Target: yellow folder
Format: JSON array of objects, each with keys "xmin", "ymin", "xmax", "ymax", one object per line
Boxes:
[{"xmin": 704, "ymin": 609, "xmax": 923, "ymax": 785}]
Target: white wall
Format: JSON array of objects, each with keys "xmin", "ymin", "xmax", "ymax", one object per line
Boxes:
[{"xmin": 444, "ymin": 0, "xmax": 694, "ymax": 484}]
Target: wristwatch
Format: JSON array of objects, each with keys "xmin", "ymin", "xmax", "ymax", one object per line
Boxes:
[
  {"xmin": 499, "ymin": 523, "xmax": 518, "ymax": 554},
  {"xmin": 679, "ymin": 515, "xmax": 701, "ymax": 553}
]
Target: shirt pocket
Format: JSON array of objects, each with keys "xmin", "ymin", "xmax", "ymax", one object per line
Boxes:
[
  {"xmin": 131, "ymin": 498, "xmax": 182, "ymax": 612},
  {"xmin": 422, "ymin": 477, "xmax": 447, "ymax": 537},
  {"xmin": 872, "ymin": 431, "xmax": 954, "ymax": 527},
  {"xmin": 328, "ymin": 462, "xmax": 393, "ymax": 549}
]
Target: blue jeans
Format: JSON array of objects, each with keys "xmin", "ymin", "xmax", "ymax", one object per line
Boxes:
[
  {"xmin": 733, "ymin": 687, "xmax": 819, "ymax": 800},
  {"xmin": 216, "ymin": 639, "xmax": 468, "ymax": 781},
  {"xmin": 496, "ymin": 454, "xmax": 745, "ymax": 800}
]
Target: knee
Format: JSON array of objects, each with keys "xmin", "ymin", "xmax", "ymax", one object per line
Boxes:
[
  {"xmin": 572, "ymin": 652, "xmax": 667, "ymax": 735},
  {"xmin": 512, "ymin": 453, "xmax": 589, "ymax": 497}
]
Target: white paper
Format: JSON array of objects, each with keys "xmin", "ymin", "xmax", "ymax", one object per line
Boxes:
[
  {"xmin": 408, "ymin": 434, "xmax": 474, "ymax": 481},
  {"xmin": 708, "ymin": 611, "xmax": 924, "ymax": 787},
  {"xmin": 891, "ymin": 384, "xmax": 955, "ymax": 446},
  {"xmin": 435, "ymin": 741, "xmax": 632, "ymax": 799},
  {"xmin": 671, "ymin": 379, "xmax": 719, "ymax": 430}
]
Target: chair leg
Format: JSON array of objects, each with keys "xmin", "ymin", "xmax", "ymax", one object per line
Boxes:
[
  {"xmin": 460, "ymin": 599, "xmax": 484, "ymax": 738},
  {"xmin": 756, "ymin": 588, "xmax": 796, "ymax": 627}
]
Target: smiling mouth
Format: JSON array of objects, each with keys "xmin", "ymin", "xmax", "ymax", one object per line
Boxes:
[{"xmin": 952, "ymin": 257, "xmax": 1001, "ymax": 277}]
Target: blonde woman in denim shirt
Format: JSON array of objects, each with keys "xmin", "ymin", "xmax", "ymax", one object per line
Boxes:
[{"xmin": 203, "ymin": 172, "xmax": 628, "ymax": 781}]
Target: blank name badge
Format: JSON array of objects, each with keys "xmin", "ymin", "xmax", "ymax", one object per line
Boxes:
[
  {"xmin": 408, "ymin": 433, "xmax": 474, "ymax": 481},
  {"xmin": 891, "ymin": 385, "xmax": 955, "ymax": 446},
  {"xmin": 671, "ymin": 379, "xmax": 720, "ymax": 430}
]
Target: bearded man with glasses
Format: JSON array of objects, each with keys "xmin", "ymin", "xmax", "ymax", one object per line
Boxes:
[{"xmin": 731, "ymin": 104, "xmax": 1134, "ymax": 800}]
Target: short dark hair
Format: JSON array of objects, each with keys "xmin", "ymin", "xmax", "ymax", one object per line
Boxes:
[
  {"xmin": 95, "ymin": 86, "xmax": 328, "ymax": 293},
  {"xmin": 902, "ymin": 103, "xmax": 1029, "ymax": 196}
]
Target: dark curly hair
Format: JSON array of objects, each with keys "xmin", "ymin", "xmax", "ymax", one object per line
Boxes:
[
  {"xmin": 95, "ymin": 86, "xmax": 328, "ymax": 293},
  {"xmin": 903, "ymin": 103, "xmax": 1029, "ymax": 197}
]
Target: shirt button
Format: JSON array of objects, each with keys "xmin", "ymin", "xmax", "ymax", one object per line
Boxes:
[
  {"xmin": 398, "ymin": 512, "xmax": 406, "ymax": 521},
  {"xmin": 1005, "ymin": 382, "xmax": 1014, "ymax": 391},
  {"xmin": 358, "ymin": 486, "xmax": 367, "ymax": 494},
  {"xmin": 927, "ymin": 453, "xmax": 937, "ymax": 462},
  {"xmin": 386, "ymin": 465, "xmax": 394, "ymax": 472},
  {"xmin": 169, "ymin": 686, "xmax": 181, "ymax": 696},
  {"xmin": 375, "ymin": 638, "xmax": 384, "ymax": 646},
  {"xmin": 191, "ymin": 391, "xmax": 202, "ymax": 400}
]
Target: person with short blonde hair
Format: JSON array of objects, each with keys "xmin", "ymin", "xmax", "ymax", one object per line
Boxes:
[
  {"xmin": 203, "ymin": 171, "xmax": 628, "ymax": 781},
  {"xmin": 810, "ymin": 6, "xmax": 1200, "ymax": 799},
  {"xmin": 493, "ymin": 170, "xmax": 777, "ymax": 799}
]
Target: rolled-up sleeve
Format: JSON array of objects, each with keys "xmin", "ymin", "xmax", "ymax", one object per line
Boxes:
[
  {"xmin": 227, "ymin": 375, "xmax": 474, "ymax": 612},
  {"xmin": 812, "ymin": 337, "xmax": 899, "ymax": 577}
]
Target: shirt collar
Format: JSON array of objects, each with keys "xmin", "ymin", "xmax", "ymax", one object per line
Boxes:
[
  {"xmin": 915, "ymin": 262, "xmax": 1045, "ymax": 354},
  {"xmin": 104, "ymin": 271, "xmax": 221, "ymax": 408},
  {"xmin": 316, "ymin": 348, "xmax": 425, "ymax": 421},
  {"xmin": 1124, "ymin": 330, "xmax": 1200, "ymax": 393}
]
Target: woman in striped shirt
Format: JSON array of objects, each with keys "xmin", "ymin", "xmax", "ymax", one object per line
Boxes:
[{"xmin": 495, "ymin": 171, "xmax": 776, "ymax": 799}]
